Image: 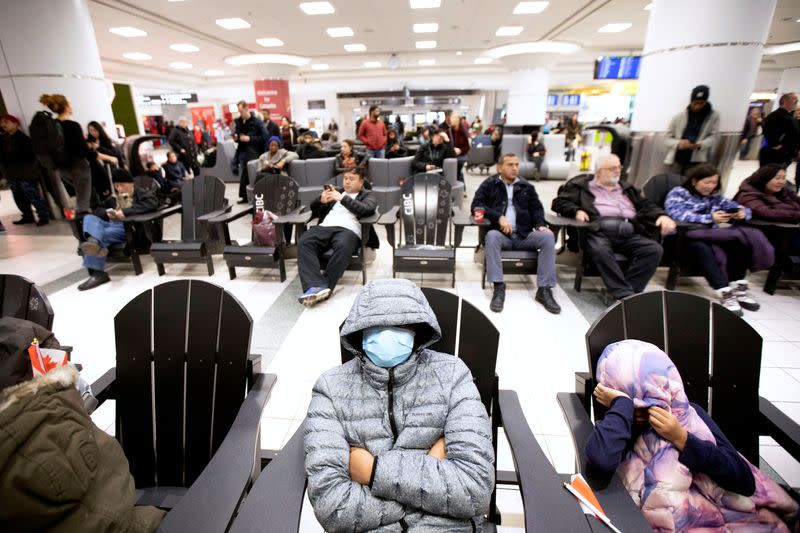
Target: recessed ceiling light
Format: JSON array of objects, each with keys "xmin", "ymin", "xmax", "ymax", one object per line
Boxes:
[
  {"xmin": 474, "ymin": 57, "xmax": 492, "ymax": 64},
  {"xmin": 456, "ymin": 50, "xmax": 463, "ymax": 55},
  {"xmin": 344, "ymin": 43, "xmax": 367, "ymax": 52},
  {"xmin": 764, "ymin": 41, "xmax": 800, "ymax": 55},
  {"xmin": 413, "ymin": 23, "xmax": 439, "ymax": 33},
  {"xmin": 644, "ymin": 2, "xmax": 652, "ymax": 9},
  {"xmin": 216, "ymin": 18, "xmax": 251, "ymax": 30},
  {"xmin": 486, "ymin": 40, "xmax": 581, "ymax": 58},
  {"xmin": 299, "ymin": 2, "xmax": 335, "ymax": 15},
  {"xmin": 170, "ymin": 61, "xmax": 193, "ymax": 69},
  {"xmin": 415, "ymin": 40, "xmax": 437, "ymax": 49},
  {"xmin": 496, "ymin": 26, "xmax": 524, "ymax": 36},
  {"xmin": 419, "ymin": 59, "xmax": 436, "ymax": 66},
  {"xmin": 513, "ymin": 2, "xmax": 549, "ymax": 14},
  {"xmin": 311, "ymin": 63, "xmax": 330, "ymax": 70},
  {"xmin": 204, "ymin": 69, "xmax": 225, "ymax": 76},
  {"xmin": 598, "ymin": 23, "xmax": 632, "ymax": 33},
  {"xmin": 364, "ymin": 61, "xmax": 381, "ymax": 68},
  {"xmin": 326, "ymin": 26, "xmax": 353, "ymax": 37},
  {"xmin": 123, "ymin": 52, "xmax": 151, "ymax": 60},
  {"xmin": 256, "ymin": 38, "xmax": 284, "ymax": 47},
  {"xmin": 109, "ymin": 26, "xmax": 147, "ymax": 38},
  {"xmin": 225, "ymin": 53, "xmax": 310, "ymax": 66},
  {"xmin": 170, "ymin": 43, "xmax": 199, "ymax": 52},
  {"xmin": 410, "ymin": 0, "xmax": 440, "ymax": 8}
]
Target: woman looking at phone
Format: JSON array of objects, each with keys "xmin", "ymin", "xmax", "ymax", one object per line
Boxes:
[{"xmin": 664, "ymin": 164, "xmax": 774, "ymax": 315}]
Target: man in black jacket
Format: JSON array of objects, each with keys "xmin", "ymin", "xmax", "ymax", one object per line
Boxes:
[
  {"xmin": 77, "ymin": 170, "xmax": 157, "ymax": 291},
  {"xmin": 261, "ymin": 110, "xmax": 281, "ymax": 142},
  {"xmin": 0, "ymin": 114, "xmax": 51, "ymax": 226},
  {"xmin": 167, "ymin": 117, "xmax": 198, "ymax": 175},
  {"xmin": 233, "ymin": 101, "xmax": 268, "ymax": 203},
  {"xmin": 472, "ymin": 153, "xmax": 560, "ymax": 314},
  {"xmin": 297, "ymin": 170, "xmax": 377, "ymax": 306},
  {"xmin": 551, "ymin": 154, "xmax": 676, "ymax": 299},
  {"xmin": 759, "ymin": 93, "xmax": 799, "ymax": 168},
  {"xmin": 412, "ymin": 130, "xmax": 456, "ymax": 172}
]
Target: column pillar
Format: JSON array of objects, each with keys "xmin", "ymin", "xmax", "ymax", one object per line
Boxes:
[
  {"xmin": 0, "ymin": 0, "xmax": 116, "ymax": 136},
  {"xmin": 506, "ymin": 68, "xmax": 549, "ymax": 126},
  {"xmin": 628, "ymin": 0, "xmax": 777, "ymax": 187}
]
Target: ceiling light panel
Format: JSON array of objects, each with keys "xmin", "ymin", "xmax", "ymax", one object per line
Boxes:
[
  {"xmin": 256, "ymin": 38, "xmax": 284, "ymax": 47},
  {"xmin": 123, "ymin": 52, "xmax": 151, "ymax": 60},
  {"xmin": 474, "ymin": 57, "xmax": 492, "ymax": 64},
  {"xmin": 413, "ymin": 23, "xmax": 439, "ymax": 33},
  {"xmin": 170, "ymin": 43, "xmax": 199, "ymax": 52},
  {"xmin": 598, "ymin": 23, "xmax": 632, "ymax": 33},
  {"xmin": 415, "ymin": 40, "xmax": 437, "ymax": 49},
  {"xmin": 513, "ymin": 2, "xmax": 549, "ymax": 14},
  {"xmin": 170, "ymin": 62, "xmax": 192, "ymax": 69},
  {"xmin": 311, "ymin": 63, "xmax": 330, "ymax": 70},
  {"xmin": 344, "ymin": 43, "xmax": 367, "ymax": 52},
  {"xmin": 225, "ymin": 54, "xmax": 310, "ymax": 66},
  {"xmin": 216, "ymin": 18, "xmax": 251, "ymax": 30},
  {"xmin": 419, "ymin": 59, "xmax": 436, "ymax": 65},
  {"xmin": 205, "ymin": 70, "xmax": 225, "ymax": 76},
  {"xmin": 326, "ymin": 26, "xmax": 353, "ymax": 37},
  {"xmin": 364, "ymin": 61, "xmax": 381, "ymax": 68},
  {"xmin": 764, "ymin": 41, "xmax": 800, "ymax": 55},
  {"xmin": 410, "ymin": 0, "xmax": 440, "ymax": 8},
  {"xmin": 644, "ymin": 3, "xmax": 652, "ymax": 9},
  {"xmin": 299, "ymin": 2, "xmax": 335, "ymax": 15},
  {"xmin": 496, "ymin": 26, "xmax": 523, "ymax": 36},
  {"xmin": 109, "ymin": 26, "xmax": 147, "ymax": 37}
]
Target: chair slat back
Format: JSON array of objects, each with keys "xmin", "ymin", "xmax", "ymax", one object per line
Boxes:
[
  {"xmin": 0, "ymin": 274, "xmax": 54, "ymax": 330},
  {"xmin": 642, "ymin": 174, "xmax": 683, "ymax": 208},
  {"xmin": 115, "ymin": 280, "xmax": 253, "ymax": 488},
  {"xmin": 400, "ymin": 174, "xmax": 452, "ymax": 247},
  {"xmin": 585, "ymin": 291, "xmax": 762, "ymax": 462},
  {"xmin": 339, "ymin": 288, "xmax": 497, "ymax": 414},
  {"xmin": 181, "ymin": 175, "xmax": 226, "ymax": 241}
]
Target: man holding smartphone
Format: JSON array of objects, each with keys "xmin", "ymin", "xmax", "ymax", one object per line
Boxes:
[{"xmin": 297, "ymin": 170, "xmax": 377, "ymax": 306}]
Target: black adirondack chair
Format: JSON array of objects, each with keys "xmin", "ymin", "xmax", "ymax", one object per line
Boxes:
[
  {"xmin": 211, "ymin": 174, "xmax": 311, "ymax": 281},
  {"xmin": 748, "ymin": 219, "xmax": 800, "ymax": 294},
  {"xmin": 229, "ymin": 287, "xmax": 590, "ymax": 533},
  {"xmin": 557, "ymin": 291, "xmax": 800, "ymax": 530},
  {"xmin": 0, "ymin": 274, "xmax": 55, "ymax": 330},
  {"xmin": 378, "ymin": 173, "xmax": 467, "ymax": 288},
  {"xmin": 150, "ymin": 174, "xmax": 229, "ymax": 276},
  {"xmin": 89, "ymin": 280, "xmax": 277, "ymax": 532}
]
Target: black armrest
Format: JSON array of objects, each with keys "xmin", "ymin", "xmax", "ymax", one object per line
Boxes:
[
  {"xmin": 759, "ymin": 395, "xmax": 800, "ymax": 463},
  {"xmin": 575, "ymin": 371, "xmax": 592, "ymax": 411},
  {"xmin": 126, "ymin": 204, "xmax": 182, "ymax": 224},
  {"xmin": 451, "ymin": 207, "xmax": 474, "ymax": 226},
  {"xmin": 498, "ymin": 389, "xmax": 589, "ymax": 532},
  {"xmin": 209, "ymin": 204, "xmax": 253, "ymax": 224},
  {"xmin": 277, "ymin": 210, "xmax": 313, "ymax": 225},
  {"xmin": 377, "ymin": 205, "xmax": 400, "ymax": 226},
  {"xmin": 746, "ymin": 219, "xmax": 800, "ymax": 230},
  {"xmin": 359, "ymin": 211, "xmax": 381, "ymax": 225},
  {"xmin": 157, "ymin": 373, "xmax": 277, "ymax": 533},
  {"xmin": 228, "ymin": 421, "xmax": 307, "ymax": 533},
  {"xmin": 90, "ymin": 367, "xmax": 116, "ymax": 406},
  {"xmin": 197, "ymin": 205, "xmax": 233, "ymax": 222},
  {"xmin": 545, "ymin": 213, "xmax": 592, "ymax": 229}
]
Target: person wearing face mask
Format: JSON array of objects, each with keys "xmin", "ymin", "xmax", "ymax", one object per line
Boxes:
[
  {"xmin": 304, "ymin": 279, "xmax": 495, "ymax": 532},
  {"xmin": 552, "ymin": 154, "xmax": 676, "ymax": 300}
]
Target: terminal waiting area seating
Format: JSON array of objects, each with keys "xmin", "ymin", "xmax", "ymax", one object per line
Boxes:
[{"xmin": 557, "ymin": 291, "xmax": 800, "ymax": 528}]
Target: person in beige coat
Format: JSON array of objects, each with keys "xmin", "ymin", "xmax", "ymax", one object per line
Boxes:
[{"xmin": 664, "ymin": 85, "xmax": 720, "ymax": 176}]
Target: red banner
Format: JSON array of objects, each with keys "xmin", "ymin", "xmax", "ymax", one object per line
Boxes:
[{"xmin": 254, "ymin": 79, "xmax": 291, "ymax": 122}]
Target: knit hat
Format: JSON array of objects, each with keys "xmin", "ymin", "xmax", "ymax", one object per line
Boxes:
[
  {"xmin": 0, "ymin": 114, "xmax": 20, "ymax": 125},
  {"xmin": 111, "ymin": 168, "xmax": 134, "ymax": 183},
  {"xmin": 268, "ymin": 135, "xmax": 282, "ymax": 148},
  {"xmin": 690, "ymin": 85, "xmax": 710, "ymax": 102}
]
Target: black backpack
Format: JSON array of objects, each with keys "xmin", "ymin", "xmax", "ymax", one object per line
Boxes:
[{"xmin": 29, "ymin": 111, "xmax": 67, "ymax": 169}]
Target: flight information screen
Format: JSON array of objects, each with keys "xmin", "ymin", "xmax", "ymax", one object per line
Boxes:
[{"xmin": 594, "ymin": 56, "xmax": 641, "ymax": 80}]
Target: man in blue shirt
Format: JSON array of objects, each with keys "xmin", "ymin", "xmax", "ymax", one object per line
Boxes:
[{"xmin": 471, "ymin": 153, "xmax": 560, "ymax": 314}]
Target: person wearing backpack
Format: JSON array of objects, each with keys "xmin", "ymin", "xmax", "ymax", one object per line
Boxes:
[
  {"xmin": 39, "ymin": 94, "xmax": 92, "ymax": 215},
  {"xmin": 0, "ymin": 115, "xmax": 51, "ymax": 226}
]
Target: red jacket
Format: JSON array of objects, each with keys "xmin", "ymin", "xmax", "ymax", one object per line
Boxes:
[
  {"xmin": 358, "ymin": 119, "xmax": 387, "ymax": 151},
  {"xmin": 447, "ymin": 125, "xmax": 470, "ymax": 156}
]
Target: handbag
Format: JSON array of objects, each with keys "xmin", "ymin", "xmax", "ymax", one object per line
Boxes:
[{"xmin": 252, "ymin": 209, "xmax": 278, "ymax": 247}]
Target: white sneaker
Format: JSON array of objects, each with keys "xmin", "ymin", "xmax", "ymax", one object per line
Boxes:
[
  {"xmin": 718, "ymin": 287, "xmax": 743, "ymax": 316},
  {"xmin": 730, "ymin": 279, "xmax": 760, "ymax": 312}
]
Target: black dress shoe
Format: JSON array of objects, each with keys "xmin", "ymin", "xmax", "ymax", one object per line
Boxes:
[
  {"xmin": 36, "ymin": 219, "xmax": 50, "ymax": 227},
  {"xmin": 490, "ymin": 283, "xmax": 506, "ymax": 312},
  {"xmin": 237, "ymin": 198, "xmax": 249, "ymax": 204},
  {"xmin": 77, "ymin": 272, "xmax": 110, "ymax": 291},
  {"xmin": 12, "ymin": 218, "xmax": 35, "ymax": 225},
  {"xmin": 535, "ymin": 287, "xmax": 561, "ymax": 314}
]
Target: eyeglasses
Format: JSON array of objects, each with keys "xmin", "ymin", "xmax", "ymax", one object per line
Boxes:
[{"xmin": 599, "ymin": 165, "xmax": 622, "ymax": 172}]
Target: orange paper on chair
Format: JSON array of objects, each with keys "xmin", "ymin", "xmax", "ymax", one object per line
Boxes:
[
  {"xmin": 568, "ymin": 473, "xmax": 606, "ymax": 516},
  {"xmin": 27, "ymin": 338, "xmax": 68, "ymax": 377}
]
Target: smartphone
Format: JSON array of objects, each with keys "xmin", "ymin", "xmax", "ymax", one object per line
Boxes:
[
  {"xmin": 325, "ymin": 184, "xmax": 334, "ymax": 191},
  {"xmin": 724, "ymin": 207, "xmax": 740, "ymax": 214}
]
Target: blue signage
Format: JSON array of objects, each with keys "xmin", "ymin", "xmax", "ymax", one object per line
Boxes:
[{"xmin": 594, "ymin": 56, "xmax": 641, "ymax": 80}]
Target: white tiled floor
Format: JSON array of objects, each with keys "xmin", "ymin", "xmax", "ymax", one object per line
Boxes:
[{"xmin": 1, "ymin": 157, "xmax": 799, "ymax": 530}]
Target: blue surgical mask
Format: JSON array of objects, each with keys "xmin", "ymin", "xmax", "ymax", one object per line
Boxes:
[{"xmin": 362, "ymin": 326, "xmax": 415, "ymax": 369}]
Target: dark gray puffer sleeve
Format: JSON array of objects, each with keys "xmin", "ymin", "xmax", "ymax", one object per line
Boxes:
[
  {"xmin": 370, "ymin": 359, "xmax": 495, "ymax": 519},
  {"xmin": 305, "ymin": 375, "xmax": 405, "ymax": 532}
]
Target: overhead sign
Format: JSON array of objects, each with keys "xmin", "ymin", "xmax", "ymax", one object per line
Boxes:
[
  {"xmin": 308, "ymin": 99, "xmax": 326, "ymax": 110},
  {"xmin": 138, "ymin": 92, "xmax": 198, "ymax": 105},
  {"xmin": 254, "ymin": 79, "xmax": 291, "ymax": 121}
]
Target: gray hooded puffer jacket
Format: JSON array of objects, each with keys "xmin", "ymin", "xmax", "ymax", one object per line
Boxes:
[{"xmin": 304, "ymin": 279, "xmax": 495, "ymax": 532}]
